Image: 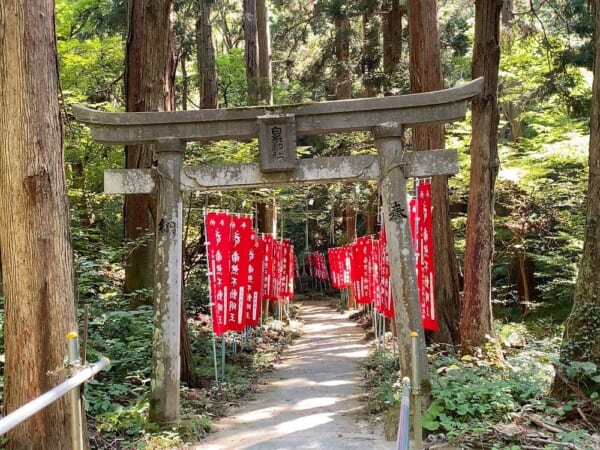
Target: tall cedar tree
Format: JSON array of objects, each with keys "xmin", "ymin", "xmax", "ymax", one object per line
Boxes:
[
  {"xmin": 382, "ymin": 0, "xmax": 403, "ymax": 92},
  {"xmin": 257, "ymin": 0, "xmax": 273, "ymax": 104},
  {"xmin": 244, "ymin": 0, "xmax": 260, "ymax": 105},
  {"xmin": 0, "ymin": 1, "xmax": 78, "ymax": 447},
  {"xmin": 551, "ymin": 0, "xmax": 600, "ymax": 399},
  {"xmin": 461, "ymin": 0, "xmax": 504, "ymax": 356},
  {"xmin": 124, "ymin": 0, "xmax": 176, "ymax": 301},
  {"xmin": 408, "ymin": 0, "xmax": 461, "ymax": 346},
  {"xmin": 197, "ymin": 0, "xmax": 218, "ymax": 109}
]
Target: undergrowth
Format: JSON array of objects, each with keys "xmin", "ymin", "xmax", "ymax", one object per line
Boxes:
[{"xmin": 361, "ymin": 325, "xmax": 600, "ymax": 449}]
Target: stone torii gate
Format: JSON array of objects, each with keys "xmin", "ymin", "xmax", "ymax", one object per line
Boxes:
[{"xmin": 73, "ymin": 78, "xmax": 483, "ymax": 424}]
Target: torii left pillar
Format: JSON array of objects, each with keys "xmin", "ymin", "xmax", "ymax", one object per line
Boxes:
[{"xmin": 150, "ymin": 138, "xmax": 184, "ymax": 423}]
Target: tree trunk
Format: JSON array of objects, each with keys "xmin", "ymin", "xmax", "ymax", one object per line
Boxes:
[
  {"xmin": 551, "ymin": 0, "xmax": 600, "ymax": 399},
  {"xmin": 408, "ymin": 0, "xmax": 461, "ymax": 346},
  {"xmin": 335, "ymin": 13, "xmax": 353, "ymax": 100},
  {"xmin": 197, "ymin": 0, "xmax": 218, "ymax": 109},
  {"xmin": 0, "ymin": 2, "xmax": 78, "ymax": 447},
  {"xmin": 362, "ymin": 0, "xmax": 382, "ymax": 97},
  {"xmin": 382, "ymin": 0, "xmax": 403, "ymax": 90},
  {"xmin": 461, "ymin": 0, "xmax": 503, "ymax": 356},
  {"xmin": 244, "ymin": 0, "xmax": 260, "ymax": 105},
  {"xmin": 180, "ymin": 51, "xmax": 189, "ymax": 111},
  {"xmin": 501, "ymin": 0, "xmax": 514, "ymax": 25},
  {"xmin": 124, "ymin": 0, "xmax": 176, "ymax": 303},
  {"xmin": 257, "ymin": 0, "xmax": 273, "ymax": 104}
]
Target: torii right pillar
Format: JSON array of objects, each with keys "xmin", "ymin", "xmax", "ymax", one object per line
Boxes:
[{"xmin": 374, "ymin": 123, "xmax": 429, "ymax": 385}]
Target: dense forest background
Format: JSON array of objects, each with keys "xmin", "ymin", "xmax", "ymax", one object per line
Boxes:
[{"xmin": 0, "ymin": 0, "xmax": 598, "ymax": 448}]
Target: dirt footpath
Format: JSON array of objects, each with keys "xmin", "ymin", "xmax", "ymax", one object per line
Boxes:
[{"xmin": 189, "ymin": 301, "xmax": 396, "ymax": 450}]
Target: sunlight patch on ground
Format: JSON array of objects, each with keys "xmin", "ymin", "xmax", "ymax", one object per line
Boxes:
[
  {"xmin": 234, "ymin": 406, "xmax": 280, "ymax": 422},
  {"xmin": 293, "ymin": 397, "xmax": 338, "ymax": 410},
  {"xmin": 331, "ymin": 349, "xmax": 370, "ymax": 358},
  {"xmin": 318, "ymin": 379, "xmax": 353, "ymax": 387},
  {"xmin": 304, "ymin": 323, "xmax": 342, "ymax": 333},
  {"xmin": 275, "ymin": 413, "xmax": 334, "ymax": 433}
]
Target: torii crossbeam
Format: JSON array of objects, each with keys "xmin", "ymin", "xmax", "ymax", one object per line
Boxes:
[{"xmin": 73, "ymin": 78, "xmax": 483, "ymax": 424}]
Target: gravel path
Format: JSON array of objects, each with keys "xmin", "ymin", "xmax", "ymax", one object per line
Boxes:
[{"xmin": 189, "ymin": 301, "xmax": 396, "ymax": 450}]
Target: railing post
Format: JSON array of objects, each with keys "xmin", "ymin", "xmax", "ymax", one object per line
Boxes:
[
  {"xmin": 411, "ymin": 331, "xmax": 423, "ymax": 450},
  {"xmin": 396, "ymin": 376, "xmax": 411, "ymax": 450},
  {"xmin": 66, "ymin": 332, "xmax": 85, "ymax": 450}
]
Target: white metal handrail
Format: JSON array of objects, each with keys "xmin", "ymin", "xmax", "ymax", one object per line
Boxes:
[
  {"xmin": 396, "ymin": 376, "xmax": 412, "ymax": 450},
  {"xmin": 0, "ymin": 330, "xmax": 109, "ymax": 450},
  {"xmin": 0, "ymin": 357, "xmax": 110, "ymax": 436}
]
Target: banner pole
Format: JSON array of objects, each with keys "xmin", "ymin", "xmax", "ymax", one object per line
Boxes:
[
  {"xmin": 212, "ymin": 333, "xmax": 218, "ymax": 383},
  {"xmin": 221, "ymin": 335, "xmax": 226, "ymax": 382},
  {"xmin": 373, "ymin": 306, "xmax": 379, "ymax": 349}
]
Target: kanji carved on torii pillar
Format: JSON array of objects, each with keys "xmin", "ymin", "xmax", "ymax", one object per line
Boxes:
[{"xmin": 73, "ymin": 78, "xmax": 483, "ymax": 424}]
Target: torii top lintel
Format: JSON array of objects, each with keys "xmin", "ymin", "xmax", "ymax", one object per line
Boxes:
[{"xmin": 72, "ymin": 78, "xmax": 483, "ymax": 145}]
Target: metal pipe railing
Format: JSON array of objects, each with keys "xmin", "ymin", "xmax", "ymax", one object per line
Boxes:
[
  {"xmin": 0, "ymin": 356, "xmax": 110, "ymax": 437},
  {"xmin": 411, "ymin": 331, "xmax": 423, "ymax": 450},
  {"xmin": 396, "ymin": 376, "xmax": 412, "ymax": 450}
]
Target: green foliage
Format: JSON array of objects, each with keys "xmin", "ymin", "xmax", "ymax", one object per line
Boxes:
[
  {"xmin": 216, "ymin": 49, "xmax": 247, "ymax": 107},
  {"xmin": 362, "ymin": 349, "xmax": 400, "ymax": 414},
  {"xmin": 423, "ymin": 354, "xmax": 546, "ymax": 436},
  {"xmin": 59, "ymin": 36, "xmax": 124, "ymax": 106}
]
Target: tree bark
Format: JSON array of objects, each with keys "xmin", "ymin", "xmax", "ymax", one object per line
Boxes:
[
  {"xmin": 461, "ymin": 0, "xmax": 504, "ymax": 356},
  {"xmin": 244, "ymin": 0, "xmax": 260, "ymax": 105},
  {"xmin": 196, "ymin": 0, "xmax": 218, "ymax": 109},
  {"xmin": 335, "ymin": 13, "xmax": 353, "ymax": 100},
  {"xmin": 382, "ymin": 0, "xmax": 403, "ymax": 87},
  {"xmin": 362, "ymin": 0, "xmax": 382, "ymax": 97},
  {"xmin": 256, "ymin": 0, "xmax": 273, "ymax": 104},
  {"xmin": 551, "ymin": 0, "xmax": 600, "ymax": 399},
  {"xmin": 0, "ymin": 2, "xmax": 78, "ymax": 447},
  {"xmin": 124, "ymin": 0, "xmax": 176, "ymax": 303},
  {"xmin": 408, "ymin": 0, "xmax": 461, "ymax": 346}
]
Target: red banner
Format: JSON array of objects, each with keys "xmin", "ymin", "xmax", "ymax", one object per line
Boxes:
[
  {"xmin": 412, "ymin": 181, "xmax": 438, "ymax": 331},
  {"xmin": 246, "ymin": 231, "xmax": 264, "ymax": 327},
  {"xmin": 280, "ymin": 240, "xmax": 295, "ymax": 301},
  {"xmin": 418, "ymin": 182, "xmax": 437, "ymax": 330},
  {"xmin": 205, "ymin": 212, "xmax": 231, "ymax": 336},
  {"xmin": 351, "ymin": 237, "xmax": 374, "ymax": 304},
  {"xmin": 378, "ymin": 226, "xmax": 394, "ymax": 318},
  {"xmin": 272, "ymin": 239, "xmax": 282, "ymax": 301},
  {"xmin": 261, "ymin": 234, "xmax": 274, "ymax": 302},
  {"xmin": 327, "ymin": 248, "xmax": 342, "ymax": 289},
  {"xmin": 227, "ymin": 215, "xmax": 253, "ymax": 332}
]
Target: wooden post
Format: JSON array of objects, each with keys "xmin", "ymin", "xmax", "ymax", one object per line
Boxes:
[
  {"xmin": 374, "ymin": 123, "xmax": 429, "ymax": 383},
  {"xmin": 150, "ymin": 138, "xmax": 184, "ymax": 424}
]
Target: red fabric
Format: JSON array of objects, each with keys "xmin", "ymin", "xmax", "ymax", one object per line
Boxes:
[
  {"xmin": 205, "ymin": 212, "xmax": 231, "ymax": 335},
  {"xmin": 261, "ymin": 234, "xmax": 274, "ymax": 301},
  {"xmin": 351, "ymin": 237, "xmax": 374, "ymax": 304},
  {"xmin": 342, "ymin": 245, "xmax": 352, "ymax": 288},
  {"xmin": 246, "ymin": 231, "xmax": 264, "ymax": 327},
  {"xmin": 417, "ymin": 182, "xmax": 437, "ymax": 331},
  {"xmin": 280, "ymin": 240, "xmax": 295, "ymax": 301},
  {"xmin": 270, "ymin": 239, "xmax": 282, "ymax": 301},
  {"xmin": 227, "ymin": 215, "xmax": 253, "ymax": 332},
  {"xmin": 378, "ymin": 226, "xmax": 394, "ymax": 319},
  {"xmin": 327, "ymin": 248, "xmax": 341, "ymax": 288}
]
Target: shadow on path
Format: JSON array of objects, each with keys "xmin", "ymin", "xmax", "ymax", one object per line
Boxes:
[{"xmin": 188, "ymin": 301, "xmax": 396, "ymax": 450}]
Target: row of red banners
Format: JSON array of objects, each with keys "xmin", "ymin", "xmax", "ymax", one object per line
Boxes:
[
  {"xmin": 327, "ymin": 230, "xmax": 395, "ymax": 319},
  {"xmin": 326, "ymin": 181, "xmax": 438, "ymax": 331},
  {"xmin": 307, "ymin": 252, "xmax": 329, "ymax": 281},
  {"xmin": 204, "ymin": 212, "xmax": 295, "ymax": 336}
]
